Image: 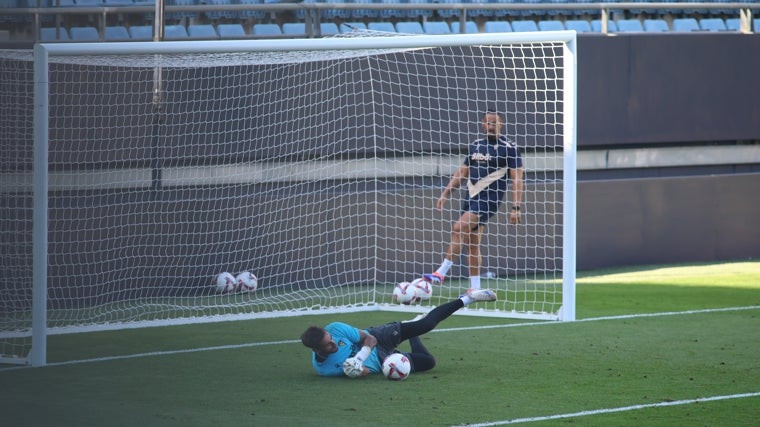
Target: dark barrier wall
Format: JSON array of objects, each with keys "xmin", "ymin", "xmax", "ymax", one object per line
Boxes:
[{"xmin": 578, "ymin": 33, "xmax": 760, "ymax": 146}]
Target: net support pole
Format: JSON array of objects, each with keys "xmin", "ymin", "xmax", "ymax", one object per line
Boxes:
[
  {"xmin": 560, "ymin": 35, "xmax": 577, "ymax": 322},
  {"xmin": 31, "ymin": 43, "xmax": 50, "ymax": 366}
]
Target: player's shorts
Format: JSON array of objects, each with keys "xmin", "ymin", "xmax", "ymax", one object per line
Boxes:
[
  {"xmin": 462, "ymin": 196, "xmax": 502, "ymax": 225},
  {"xmin": 366, "ymin": 321, "xmax": 403, "ymax": 363}
]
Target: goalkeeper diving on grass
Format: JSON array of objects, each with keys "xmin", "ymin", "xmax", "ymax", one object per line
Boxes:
[{"xmin": 300, "ymin": 289, "xmax": 497, "ymax": 378}]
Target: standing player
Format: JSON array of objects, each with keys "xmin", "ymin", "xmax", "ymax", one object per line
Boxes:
[
  {"xmin": 300, "ymin": 289, "xmax": 497, "ymax": 378},
  {"xmin": 423, "ymin": 109, "xmax": 524, "ymax": 291}
]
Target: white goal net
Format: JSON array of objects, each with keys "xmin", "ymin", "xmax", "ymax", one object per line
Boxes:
[{"xmin": 0, "ymin": 31, "xmax": 576, "ymax": 365}]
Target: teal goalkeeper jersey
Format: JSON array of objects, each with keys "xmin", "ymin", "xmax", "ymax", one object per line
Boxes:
[{"xmin": 312, "ymin": 322, "xmax": 381, "ymax": 376}]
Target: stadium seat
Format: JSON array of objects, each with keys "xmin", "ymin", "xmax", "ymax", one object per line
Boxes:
[
  {"xmin": 436, "ymin": 0, "xmax": 458, "ymax": 19},
  {"xmin": 351, "ymin": 0, "xmax": 378, "ymax": 19},
  {"xmin": 483, "ymin": 20, "xmax": 512, "ymax": 33},
  {"xmin": 395, "ymin": 21, "xmax": 424, "ymax": 34},
  {"xmin": 282, "ymin": 22, "xmax": 306, "ymax": 36},
  {"xmin": 672, "ymin": 18, "xmax": 700, "ymax": 32},
  {"xmin": 340, "ymin": 22, "xmax": 367, "ymax": 32},
  {"xmin": 367, "ymin": 21, "xmax": 396, "ymax": 32},
  {"xmin": 450, "ymin": 21, "xmax": 478, "ymax": 34},
  {"xmin": 320, "ymin": 22, "xmax": 340, "ymax": 36},
  {"xmin": 616, "ymin": 19, "xmax": 643, "ymax": 32},
  {"xmin": 74, "ymin": 0, "xmax": 102, "ymax": 5},
  {"xmin": 407, "ymin": 0, "xmax": 433, "ymax": 19},
  {"xmin": 755, "ymin": 19, "xmax": 760, "ymax": 32},
  {"xmin": 69, "ymin": 26, "xmax": 99, "ymax": 40},
  {"xmin": 40, "ymin": 27, "xmax": 70, "ymax": 41},
  {"xmin": 564, "ymin": 20, "xmax": 591, "ymax": 33},
  {"xmin": 724, "ymin": 18, "xmax": 740, "ymax": 32},
  {"xmin": 537, "ymin": 20, "xmax": 564, "ymax": 31},
  {"xmin": 643, "ymin": 19, "xmax": 668, "ymax": 32},
  {"xmin": 102, "ymin": 0, "xmax": 133, "ymax": 5},
  {"xmin": 238, "ymin": 0, "xmax": 267, "ymax": 20},
  {"xmin": 166, "ymin": 0, "xmax": 196, "ymax": 20},
  {"xmin": 188, "ymin": 24, "xmax": 218, "ymax": 39},
  {"xmin": 488, "ymin": 0, "xmax": 520, "ymax": 18},
  {"xmin": 252, "ymin": 23, "xmax": 282, "ymax": 36},
  {"xmin": 511, "ymin": 20, "xmax": 538, "ymax": 32},
  {"xmin": 591, "ymin": 19, "xmax": 617, "ymax": 33},
  {"xmin": 128, "ymin": 25, "xmax": 152, "ymax": 39},
  {"xmin": 378, "ymin": 0, "xmax": 405, "ymax": 19},
  {"xmin": 519, "ymin": 0, "xmax": 545, "ymax": 16},
  {"xmin": 217, "ymin": 23, "xmax": 246, "ymax": 38},
  {"xmin": 699, "ymin": 18, "xmax": 727, "ymax": 32},
  {"xmin": 164, "ymin": 24, "xmax": 189, "ymax": 39},
  {"xmin": 203, "ymin": 0, "xmax": 237, "ymax": 20},
  {"xmin": 422, "ymin": 21, "xmax": 451, "ymax": 34},
  {"xmin": 104, "ymin": 25, "xmax": 130, "ymax": 40}
]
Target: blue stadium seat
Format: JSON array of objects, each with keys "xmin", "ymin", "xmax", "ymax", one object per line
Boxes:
[
  {"xmin": 40, "ymin": 27, "xmax": 70, "ymax": 40},
  {"xmin": 252, "ymin": 23, "xmax": 282, "ymax": 36},
  {"xmin": 217, "ymin": 23, "xmax": 246, "ymax": 38},
  {"xmin": 282, "ymin": 22, "xmax": 306, "ymax": 35},
  {"xmin": 238, "ymin": 0, "xmax": 266, "ymax": 20},
  {"xmin": 724, "ymin": 18, "xmax": 740, "ymax": 32},
  {"xmin": 74, "ymin": 0, "xmax": 103, "ymax": 5},
  {"xmin": 188, "ymin": 24, "xmax": 219, "ymax": 39},
  {"xmin": 104, "ymin": 25, "xmax": 130, "ymax": 40},
  {"xmin": 351, "ymin": 0, "xmax": 378, "ymax": 19},
  {"xmin": 538, "ymin": 20, "xmax": 564, "ymax": 31},
  {"xmin": 511, "ymin": 20, "xmax": 538, "ymax": 32},
  {"xmin": 483, "ymin": 20, "xmax": 512, "ymax": 33},
  {"xmin": 436, "ymin": 0, "xmax": 458, "ymax": 19},
  {"xmin": 616, "ymin": 19, "xmax": 643, "ymax": 32},
  {"xmin": 451, "ymin": 20, "xmax": 478, "ymax": 33},
  {"xmin": 643, "ymin": 19, "xmax": 668, "ymax": 32},
  {"xmin": 378, "ymin": 0, "xmax": 404, "ymax": 19},
  {"xmin": 70, "ymin": 26, "xmax": 99, "ymax": 40},
  {"xmin": 699, "ymin": 18, "xmax": 727, "ymax": 32},
  {"xmin": 407, "ymin": 0, "xmax": 433, "ymax": 18},
  {"xmin": 128, "ymin": 25, "xmax": 152, "ymax": 39},
  {"xmin": 340, "ymin": 22, "xmax": 367, "ymax": 32},
  {"xmin": 520, "ymin": 0, "xmax": 546, "ymax": 16},
  {"xmin": 755, "ymin": 19, "xmax": 760, "ymax": 32},
  {"xmin": 367, "ymin": 21, "xmax": 395, "ymax": 32},
  {"xmin": 672, "ymin": 18, "xmax": 700, "ymax": 32},
  {"xmin": 102, "ymin": 0, "xmax": 133, "ymax": 5},
  {"xmin": 564, "ymin": 20, "xmax": 591, "ymax": 33},
  {"xmin": 488, "ymin": 0, "xmax": 520, "ymax": 18},
  {"xmin": 165, "ymin": 24, "xmax": 189, "ymax": 39},
  {"xmin": 166, "ymin": 0, "xmax": 196, "ymax": 20},
  {"xmin": 320, "ymin": 22, "xmax": 340, "ymax": 35},
  {"xmin": 591, "ymin": 19, "xmax": 617, "ymax": 33},
  {"xmin": 423, "ymin": 21, "xmax": 451, "ymax": 34},
  {"xmin": 395, "ymin": 21, "xmax": 424, "ymax": 34},
  {"xmin": 203, "ymin": 0, "xmax": 237, "ymax": 19}
]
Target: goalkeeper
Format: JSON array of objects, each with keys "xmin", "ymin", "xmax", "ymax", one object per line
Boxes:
[{"xmin": 300, "ymin": 288, "xmax": 496, "ymax": 378}]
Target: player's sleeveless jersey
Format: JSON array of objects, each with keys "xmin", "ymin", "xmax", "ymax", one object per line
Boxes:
[
  {"xmin": 311, "ymin": 322, "xmax": 381, "ymax": 376},
  {"xmin": 464, "ymin": 135, "xmax": 522, "ymax": 202}
]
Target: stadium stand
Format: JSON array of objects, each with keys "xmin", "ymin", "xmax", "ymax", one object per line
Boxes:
[
  {"xmin": 699, "ymin": 18, "xmax": 727, "ymax": 31},
  {"xmin": 216, "ymin": 23, "xmax": 246, "ymax": 38},
  {"xmin": 128, "ymin": 25, "xmax": 153, "ymax": 39},
  {"xmin": 616, "ymin": 19, "xmax": 644, "ymax": 32},
  {"xmin": 591, "ymin": 19, "xmax": 618, "ymax": 32},
  {"xmin": 511, "ymin": 20, "xmax": 539, "ymax": 32},
  {"xmin": 320, "ymin": 22, "xmax": 339, "ymax": 35},
  {"xmin": 40, "ymin": 27, "xmax": 69, "ymax": 41},
  {"xmin": 367, "ymin": 21, "xmax": 395, "ymax": 32},
  {"xmin": 252, "ymin": 23, "xmax": 282, "ymax": 36},
  {"xmin": 164, "ymin": 24, "xmax": 189, "ymax": 38},
  {"xmin": 238, "ymin": 0, "xmax": 267, "ymax": 20},
  {"xmin": 188, "ymin": 24, "xmax": 219, "ymax": 39},
  {"xmin": 282, "ymin": 22, "xmax": 306, "ymax": 35},
  {"xmin": 340, "ymin": 22, "xmax": 367, "ymax": 32}
]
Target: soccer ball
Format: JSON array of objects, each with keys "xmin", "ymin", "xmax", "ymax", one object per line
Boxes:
[
  {"xmin": 236, "ymin": 271, "xmax": 258, "ymax": 292},
  {"xmin": 409, "ymin": 278, "xmax": 432, "ymax": 301},
  {"xmin": 214, "ymin": 272, "xmax": 237, "ymax": 293},
  {"xmin": 393, "ymin": 282, "xmax": 418, "ymax": 305},
  {"xmin": 382, "ymin": 353, "xmax": 411, "ymax": 381}
]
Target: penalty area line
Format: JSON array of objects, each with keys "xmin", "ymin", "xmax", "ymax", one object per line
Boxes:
[{"xmin": 455, "ymin": 391, "xmax": 760, "ymax": 427}]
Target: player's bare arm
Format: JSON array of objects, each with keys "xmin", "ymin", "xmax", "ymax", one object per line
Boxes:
[
  {"xmin": 509, "ymin": 167, "xmax": 524, "ymax": 224},
  {"xmin": 436, "ymin": 164, "xmax": 469, "ymax": 210}
]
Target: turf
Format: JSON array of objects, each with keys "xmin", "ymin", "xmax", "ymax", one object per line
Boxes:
[{"xmin": 1, "ymin": 260, "xmax": 759, "ymax": 426}]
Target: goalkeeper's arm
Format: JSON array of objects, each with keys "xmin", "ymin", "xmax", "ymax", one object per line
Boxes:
[{"xmin": 344, "ymin": 330, "xmax": 377, "ymax": 378}]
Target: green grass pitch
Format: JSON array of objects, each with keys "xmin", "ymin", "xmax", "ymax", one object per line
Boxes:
[{"xmin": 1, "ymin": 260, "xmax": 759, "ymax": 426}]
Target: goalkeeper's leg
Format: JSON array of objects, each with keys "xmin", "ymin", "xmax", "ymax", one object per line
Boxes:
[
  {"xmin": 408, "ymin": 336, "xmax": 435, "ymax": 372},
  {"xmin": 399, "ymin": 299, "xmax": 464, "ymax": 340}
]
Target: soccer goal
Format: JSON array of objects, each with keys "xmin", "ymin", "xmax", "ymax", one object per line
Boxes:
[{"xmin": 0, "ymin": 30, "xmax": 576, "ymax": 366}]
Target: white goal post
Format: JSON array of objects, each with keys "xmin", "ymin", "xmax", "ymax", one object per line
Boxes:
[{"xmin": 2, "ymin": 31, "xmax": 576, "ymax": 366}]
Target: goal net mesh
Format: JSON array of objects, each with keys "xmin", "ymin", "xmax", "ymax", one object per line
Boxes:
[{"xmin": 0, "ymin": 34, "xmax": 569, "ymax": 361}]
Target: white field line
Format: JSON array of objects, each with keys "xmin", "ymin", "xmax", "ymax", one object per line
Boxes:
[
  {"xmin": 454, "ymin": 392, "xmax": 760, "ymax": 427},
  {"xmin": 0, "ymin": 305, "xmax": 758, "ymax": 372}
]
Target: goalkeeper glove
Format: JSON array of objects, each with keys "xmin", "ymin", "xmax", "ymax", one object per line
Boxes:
[{"xmin": 342, "ymin": 357, "xmax": 364, "ymax": 378}]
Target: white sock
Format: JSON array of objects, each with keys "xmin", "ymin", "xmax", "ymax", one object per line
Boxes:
[
  {"xmin": 436, "ymin": 259, "xmax": 454, "ymax": 276},
  {"xmin": 469, "ymin": 276, "xmax": 481, "ymax": 290},
  {"xmin": 460, "ymin": 295, "xmax": 473, "ymax": 305}
]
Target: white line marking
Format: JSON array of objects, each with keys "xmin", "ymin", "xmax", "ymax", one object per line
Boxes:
[
  {"xmin": 454, "ymin": 392, "xmax": 760, "ymax": 426},
  {"xmin": 1, "ymin": 305, "xmax": 758, "ymax": 371}
]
